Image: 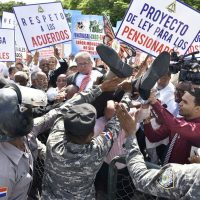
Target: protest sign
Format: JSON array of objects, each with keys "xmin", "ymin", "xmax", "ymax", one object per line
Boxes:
[
  {"xmin": 2, "ymin": 11, "xmax": 27, "ymax": 61},
  {"xmin": 71, "ymin": 14, "xmax": 104, "ymax": 58},
  {"xmin": 63, "ymin": 41, "xmax": 72, "ymax": 58},
  {"xmin": 116, "ymin": 0, "xmax": 200, "ymax": 57},
  {"xmin": 64, "ymin": 9, "xmax": 82, "ymax": 29},
  {"xmin": 187, "ymin": 32, "xmax": 200, "ymax": 58},
  {"xmin": 31, "ymin": 43, "xmax": 64, "ymax": 59},
  {"xmin": 0, "ymin": 28, "xmax": 15, "ymax": 62},
  {"xmin": 13, "ymin": 2, "xmax": 72, "ymax": 51}
]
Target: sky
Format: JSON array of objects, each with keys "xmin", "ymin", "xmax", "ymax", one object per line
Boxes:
[{"xmin": 0, "ymin": 0, "xmax": 56, "ymax": 4}]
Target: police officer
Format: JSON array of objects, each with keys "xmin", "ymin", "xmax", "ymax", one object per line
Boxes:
[
  {"xmin": 0, "ymin": 80, "xmax": 61, "ymax": 200},
  {"xmin": 0, "ymin": 83, "xmax": 34, "ymax": 200},
  {"xmin": 115, "ymin": 102, "xmax": 200, "ymax": 199}
]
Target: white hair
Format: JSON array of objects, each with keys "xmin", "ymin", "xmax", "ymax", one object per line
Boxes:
[{"xmin": 74, "ymin": 51, "xmax": 95, "ymax": 67}]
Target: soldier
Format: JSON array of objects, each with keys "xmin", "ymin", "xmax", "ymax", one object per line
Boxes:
[
  {"xmin": 115, "ymin": 102, "xmax": 200, "ymax": 199},
  {"xmin": 41, "ymin": 79, "xmax": 128, "ymax": 200}
]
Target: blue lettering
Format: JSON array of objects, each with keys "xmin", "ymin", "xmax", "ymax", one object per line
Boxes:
[
  {"xmin": 36, "ymin": 16, "xmax": 41, "ymax": 23},
  {"xmin": 140, "ymin": 3, "xmax": 149, "ymax": 15},
  {"xmin": 21, "ymin": 18, "xmax": 27, "ymax": 26},
  {"xmin": 54, "ymin": 13, "xmax": 58, "ymax": 20},
  {"xmin": 29, "ymin": 17, "xmax": 34, "ymax": 25},
  {"xmin": 152, "ymin": 10, "xmax": 161, "ymax": 22},
  {"xmin": 48, "ymin": 14, "xmax": 53, "ymax": 21},
  {"xmin": 169, "ymin": 19, "xmax": 178, "ymax": 30},
  {"xmin": 42, "ymin": 15, "xmax": 46, "ymax": 22},
  {"xmin": 159, "ymin": 13, "xmax": 168, "ymax": 24},
  {"xmin": 180, "ymin": 25, "xmax": 189, "ymax": 36},
  {"xmin": 126, "ymin": 13, "xmax": 133, "ymax": 22},
  {"xmin": 164, "ymin": 16, "xmax": 173, "ymax": 28}
]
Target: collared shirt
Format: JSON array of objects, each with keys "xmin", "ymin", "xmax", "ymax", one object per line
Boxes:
[
  {"xmin": 0, "ymin": 141, "xmax": 33, "ymax": 200},
  {"xmin": 94, "ymin": 116, "xmax": 126, "ymax": 169},
  {"xmin": 156, "ymin": 82, "xmax": 177, "ymax": 115},
  {"xmin": 75, "ymin": 70, "xmax": 103, "ymax": 91},
  {"xmin": 0, "ymin": 108, "xmax": 60, "ymax": 200},
  {"xmin": 144, "ymin": 101, "xmax": 200, "ymax": 164}
]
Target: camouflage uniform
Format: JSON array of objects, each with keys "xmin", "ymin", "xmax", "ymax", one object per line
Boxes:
[
  {"xmin": 125, "ymin": 136, "xmax": 200, "ymax": 199},
  {"xmin": 42, "ymin": 87, "xmax": 120, "ymax": 200},
  {"xmin": 41, "ymin": 85, "xmax": 121, "ymax": 200}
]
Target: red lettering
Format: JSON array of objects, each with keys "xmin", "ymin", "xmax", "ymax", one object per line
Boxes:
[
  {"xmin": 55, "ymin": 32, "xmax": 61, "ymax": 41},
  {"xmin": 46, "ymin": 33, "xmax": 52, "ymax": 44},
  {"xmin": 121, "ymin": 26, "xmax": 130, "ymax": 36},
  {"xmin": 36, "ymin": 36, "xmax": 43, "ymax": 46},
  {"xmin": 0, "ymin": 52, "xmax": 10, "ymax": 59},
  {"xmin": 60, "ymin": 31, "xmax": 65, "ymax": 40},
  {"xmin": 64, "ymin": 30, "xmax": 69, "ymax": 39},
  {"xmin": 31, "ymin": 30, "xmax": 70, "ymax": 48},
  {"xmin": 32, "ymin": 37, "xmax": 38, "ymax": 47},
  {"xmin": 50, "ymin": 33, "xmax": 56, "ymax": 42}
]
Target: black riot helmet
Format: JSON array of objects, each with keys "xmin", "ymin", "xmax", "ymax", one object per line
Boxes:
[{"xmin": 0, "ymin": 83, "xmax": 33, "ymax": 141}]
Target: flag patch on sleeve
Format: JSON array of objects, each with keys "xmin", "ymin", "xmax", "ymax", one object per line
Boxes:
[
  {"xmin": 103, "ymin": 131, "xmax": 113, "ymax": 140},
  {"xmin": 0, "ymin": 187, "xmax": 7, "ymax": 198}
]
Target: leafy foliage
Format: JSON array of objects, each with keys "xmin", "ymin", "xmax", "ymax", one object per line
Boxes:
[
  {"xmin": 0, "ymin": 0, "xmax": 199, "ymax": 26},
  {"xmin": 0, "ymin": 1, "xmax": 25, "ymax": 16},
  {"xmin": 63, "ymin": 0, "xmax": 200, "ymax": 25}
]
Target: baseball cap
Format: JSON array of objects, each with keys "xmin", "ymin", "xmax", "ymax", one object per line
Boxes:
[{"xmin": 64, "ymin": 103, "xmax": 97, "ymax": 136}]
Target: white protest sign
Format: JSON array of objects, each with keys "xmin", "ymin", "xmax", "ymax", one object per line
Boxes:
[
  {"xmin": 0, "ymin": 28, "xmax": 15, "ymax": 62},
  {"xmin": 2, "ymin": 11, "xmax": 27, "ymax": 61},
  {"xmin": 116, "ymin": 0, "xmax": 200, "ymax": 57},
  {"xmin": 187, "ymin": 32, "xmax": 200, "ymax": 58},
  {"xmin": 2, "ymin": 12, "xmax": 16, "ymax": 28},
  {"xmin": 13, "ymin": 2, "xmax": 72, "ymax": 51}
]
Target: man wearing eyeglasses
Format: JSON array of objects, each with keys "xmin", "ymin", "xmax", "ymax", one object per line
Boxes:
[{"xmin": 66, "ymin": 51, "xmax": 104, "ymax": 92}]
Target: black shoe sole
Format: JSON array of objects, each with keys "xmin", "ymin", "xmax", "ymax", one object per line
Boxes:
[
  {"xmin": 140, "ymin": 51, "xmax": 170, "ymax": 90},
  {"xmin": 96, "ymin": 44, "xmax": 133, "ymax": 78}
]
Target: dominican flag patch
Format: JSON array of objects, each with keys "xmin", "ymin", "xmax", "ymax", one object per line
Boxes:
[
  {"xmin": 0, "ymin": 187, "xmax": 7, "ymax": 198},
  {"xmin": 103, "ymin": 131, "xmax": 113, "ymax": 140}
]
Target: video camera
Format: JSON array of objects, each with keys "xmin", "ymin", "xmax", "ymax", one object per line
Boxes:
[{"xmin": 169, "ymin": 50, "xmax": 200, "ymax": 84}]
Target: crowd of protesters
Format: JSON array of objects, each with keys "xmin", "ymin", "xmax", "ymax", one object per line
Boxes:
[{"xmin": 0, "ymin": 44, "xmax": 200, "ymax": 200}]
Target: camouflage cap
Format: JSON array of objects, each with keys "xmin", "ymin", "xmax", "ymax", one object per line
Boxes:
[{"xmin": 64, "ymin": 103, "xmax": 97, "ymax": 136}]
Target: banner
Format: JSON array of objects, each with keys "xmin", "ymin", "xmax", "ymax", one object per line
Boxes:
[
  {"xmin": 13, "ymin": 2, "xmax": 72, "ymax": 51},
  {"xmin": 187, "ymin": 33, "xmax": 200, "ymax": 58},
  {"xmin": 31, "ymin": 43, "xmax": 64, "ymax": 59},
  {"xmin": 0, "ymin": 28, "xmax": 15, "ymax": 62},
  {"xmin": 71, "ymin": 14, "xmax": 104, "ymax": 58},
  {"xmin": 116, "ymin": 0, "xmax": 200, "ymax": 57},
  {"xmin": 2, "ymin": 12, "xmax": 27, "ymax": 61},
  {"xmin": 64, "ymin": 9, "xmax": 82, "ymax": 29}
]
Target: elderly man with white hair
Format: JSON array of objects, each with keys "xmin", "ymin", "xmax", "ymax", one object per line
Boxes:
[{"xmin": 66, "ymin": 51, "xmax": 104, "ymax": 92}]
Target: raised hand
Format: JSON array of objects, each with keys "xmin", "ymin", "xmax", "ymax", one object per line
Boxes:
[
  {"xmin": 115, "ymin": 102, "xmax": 136, "ymax": 137},
  {"xmin": 100, "ymin": 77, "xmax": 124, "ymax": 92},
  {"xmin": 118, "ymin": 79, "xmax": 132, "ymax": 93},
  {"xmin": 54, "ymin": 45, "xmax": 61, "ymax": 60}
]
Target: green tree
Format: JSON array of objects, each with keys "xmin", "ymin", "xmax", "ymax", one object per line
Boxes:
[
  {"xmin": 0, "ymin": 1, "xmax": 25, "ymax": 16},
  {"xmin": 63, "ymin": 0, "xmax": 200, "ymax": 26},
  {"xmin": 0, "ymin": 0, "xmax": 199, "ymax": 26},
  {"xmin": 183, "ymin": 0, "xmax": 200, "ymax": 10},
  {"xmin": 64, "ymin": 0, "xmax": 129, "ymax": 25}
]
